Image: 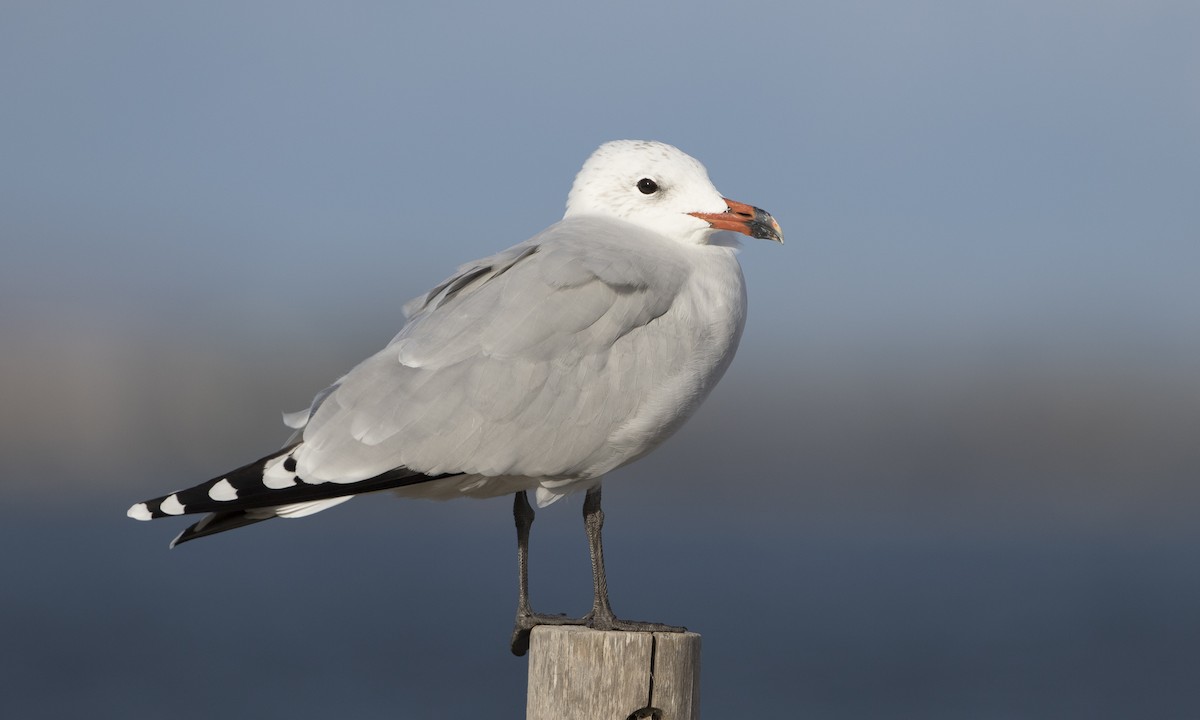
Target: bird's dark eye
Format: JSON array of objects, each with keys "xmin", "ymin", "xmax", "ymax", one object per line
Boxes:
[{"xmin": 636, "ymin": 178, "xmax": 659, "ymax": 195}]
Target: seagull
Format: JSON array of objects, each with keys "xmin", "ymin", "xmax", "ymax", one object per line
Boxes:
[{"xmin": 127, "ymin": 140, "xmax": 783, "ymax": 655}]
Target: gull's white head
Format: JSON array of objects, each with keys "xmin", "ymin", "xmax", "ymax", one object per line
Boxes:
[{"xmin": 564, "ymin": 140, "xmax": 783, "ymax": 246}]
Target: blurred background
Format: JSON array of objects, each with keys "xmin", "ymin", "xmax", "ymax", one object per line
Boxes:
[{"xmin": 2, "ymin": 2, "xmax": 1197, "ymax": 717}]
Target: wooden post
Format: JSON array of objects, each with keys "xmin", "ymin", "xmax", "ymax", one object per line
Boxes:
[{"xmin": 526, "ymin": 626, "xmax": 701, "ymax": 720}]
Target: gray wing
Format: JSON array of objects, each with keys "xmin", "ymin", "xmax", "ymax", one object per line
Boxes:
[{"xmin": 292, "ymin": 216, "xmax": 695, "ymax": 483}]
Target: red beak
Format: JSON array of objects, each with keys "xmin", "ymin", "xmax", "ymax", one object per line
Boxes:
[{"xmin": 690, "ymin": 198, "xmax": 783, "ymax": 243}]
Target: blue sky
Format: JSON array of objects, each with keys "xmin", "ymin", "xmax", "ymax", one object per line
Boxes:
[
  {"xmin": 4, "ymin": 2, "xmax": 1196, "ymax": 353},
  {"xmin": 4, "ymin": 2, "xmax": 1197, "ymax": 498}
]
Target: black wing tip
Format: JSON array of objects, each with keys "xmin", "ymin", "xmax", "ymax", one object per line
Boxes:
[
  {"xmin": 126, "ymin": 445, "xmax": 302, "ymax": 521},
  {"xmin": 169, "ymin": 510, "xmax": 277, "ymax": 547},
  {"xmin": 129, "ymin": 443, "xmax": 459, "ymax": 546}
]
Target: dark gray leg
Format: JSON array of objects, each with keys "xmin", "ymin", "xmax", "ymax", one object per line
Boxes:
[
  {"xmin": 579, "ymin": 486, "xmax": 685, "ymax": 634},
  {"xmin": 514, "ymin": 489, "xmax": 535, "ymax": 620},
  {"xmin": 510, "ymin": 491, "xmax": 585, "ymax": 656},
  {"xmin": 508, "ymin": 487, "xmax": 685, "ymax": 657}
]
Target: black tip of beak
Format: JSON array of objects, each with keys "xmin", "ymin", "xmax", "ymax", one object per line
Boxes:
[{"xmin": 748, "ymin": 207, "xmax": 784, "ymax": 244}]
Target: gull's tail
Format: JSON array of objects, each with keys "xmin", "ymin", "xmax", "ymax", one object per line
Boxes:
[{"xmin": 127, "ymin": 445, "xmax": 453, "ymax": 547}]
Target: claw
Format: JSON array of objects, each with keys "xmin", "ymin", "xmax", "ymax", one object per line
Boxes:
[{"xmin": 511, "ymin": 611, "xmax": 586, "ymax": 656}]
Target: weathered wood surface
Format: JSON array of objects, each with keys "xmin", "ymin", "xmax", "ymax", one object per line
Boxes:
[{"xmin": 526, "ymin": 626, "xmax": 701, "ymax": 720}]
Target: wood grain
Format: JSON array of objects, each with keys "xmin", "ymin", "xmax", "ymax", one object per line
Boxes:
[{"xmin": 526, "ymin": 626, "xmax": 700, "ymax": 720}]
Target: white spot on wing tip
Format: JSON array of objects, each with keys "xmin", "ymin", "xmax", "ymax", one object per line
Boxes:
[
  {"xmin": 127, "ymin": 503, "xmax": 153, "ymax": 521},
  {"xmin": 208, "ymin": 478, "xmax": 238, "ymax": 502},
  {"xmin": 262, "ymin": 454, "xmax": 299, "ymax": 489},
  {"xmin": 159, "ymin": 494, "xmax": 186, "ymax": 516}
]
